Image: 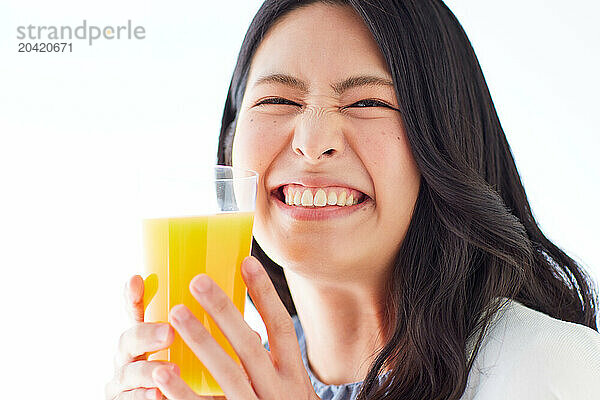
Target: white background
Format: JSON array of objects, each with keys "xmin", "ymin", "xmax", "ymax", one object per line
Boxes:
[{"xmin": 0, "ymin": 0, "xmax": 598, "ymax": 398}]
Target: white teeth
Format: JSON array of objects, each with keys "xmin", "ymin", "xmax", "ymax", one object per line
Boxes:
[
  {"xmin": 337, "ymin": 191, "xmax": 347, "ymax": 206},
  {"xmin": 283, "ymin": 186, "xmax": 363, "ymax": 207},
  {"xmin": 314, "ymin": 189, "xmax": 327, "ymax": 206},
  {"xmin": 301, "ymin": 189, "xmax": 313, "ymax": 206},
  {"xmin": 345, "ymin": 194, "xmax": 354, "ymax": 206},
  {"xmin": 327, "ymin": 191, "xmax": 337, "ymax": 205},
  {"xmin": 293, "ymin": 190, "xmax": 302, "ymax": 206}
]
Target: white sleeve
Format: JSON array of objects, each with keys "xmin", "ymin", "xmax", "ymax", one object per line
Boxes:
[
  {"xmin": 464, "ymin": 301, "xmax": 600, "ymax": 400},
  {"xmin": 540, "ymin": 322, "xmax": 600, "ymax": 399}
]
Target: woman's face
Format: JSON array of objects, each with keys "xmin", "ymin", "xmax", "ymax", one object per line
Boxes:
[{"xmin": 232, "ymin": 4, "xmax": 421, "ymax": 284}]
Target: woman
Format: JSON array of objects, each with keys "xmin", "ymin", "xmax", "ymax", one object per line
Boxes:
[{"xmin": 106, "ymin": 1, "xmax": 600, "ymax": 399}]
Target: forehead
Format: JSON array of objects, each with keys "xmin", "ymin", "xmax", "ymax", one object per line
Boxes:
[{"xmin": 247, "ymin": 3, "xmax": 391, "ymax": 86}]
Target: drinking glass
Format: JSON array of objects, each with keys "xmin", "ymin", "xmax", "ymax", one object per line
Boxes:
[{"xmin": 138, "ymin": 164, "xmax": 258, "ymax": 396}]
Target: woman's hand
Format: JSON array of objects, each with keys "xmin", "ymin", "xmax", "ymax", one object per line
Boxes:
[
  {"xmin": 151, "ymin": 256, "xmax": 319, "ymax": 400},
  {"xmin": 105, "ymin": 275, "xmax": 179, "ymax": 400}
]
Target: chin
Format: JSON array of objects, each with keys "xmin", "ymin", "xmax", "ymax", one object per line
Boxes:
[{"xmin": 252, "ymin": 217, "xmax": 372, "ymax": 277}]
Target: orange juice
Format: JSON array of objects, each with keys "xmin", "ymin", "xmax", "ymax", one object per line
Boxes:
[{"xmin": 142, "ymin": 212, "xmax": 254, "ymax": 396}]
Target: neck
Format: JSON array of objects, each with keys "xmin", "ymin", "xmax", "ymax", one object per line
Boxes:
[{"xmin": 284, "ymin": 268, "xmax": 389, "ymax": 385}]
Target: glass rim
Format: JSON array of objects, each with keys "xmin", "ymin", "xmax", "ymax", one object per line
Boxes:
[
  {"xmin": 139, "ymin": 165, "xmax": 259, "ymax": 184},
  {"xmin": 212, "ymin": 165, "xmax": 259, "ymax": 182}
]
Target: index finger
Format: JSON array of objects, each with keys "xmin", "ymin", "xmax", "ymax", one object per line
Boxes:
[{"xmin": 241, "ymin": 257, "xmax": 303, "ymax": 373}]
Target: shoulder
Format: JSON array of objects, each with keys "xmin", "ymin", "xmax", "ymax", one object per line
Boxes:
[
  {"xmin": 499, "ymin": 299, "xmax": 600, "ymax": 369},
  {"xmin": 465, "ymin": 298, "xmax": 600, "ymax": 400}
]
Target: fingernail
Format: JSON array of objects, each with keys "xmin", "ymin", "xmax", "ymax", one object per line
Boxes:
[
  {"xmin": 169, "ymin": 363, "xmax": 180, "ymax": 375},
  {"xmin": 127, "ymin": 276, "xmax": 141, "ymax": 303},
  {"xmin": 154, "ymin": 367, "xmax": 171, "ymax": 385},
  {"xmin": 191, "ymin": 275, "xmax": 211, "ymax": 293},
  {"xmin": 171, "ymin": 304, "xmax": 191, "ymax": 323},
  {"xmin": 145, "ymin": 388, "xmax": 159, "ymax": 399},
  {"xmin": 244, "ymin": 257, "xmax": 260, "ymax": 275},
  {"xmin": 126, "ymin": 279, "xmax": 135, "ymax": 303},
  {"xmin": 155, "ymin": 324, "xmax": 170, "ymax": 342}
]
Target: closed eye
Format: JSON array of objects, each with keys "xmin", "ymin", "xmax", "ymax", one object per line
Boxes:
[
  {"xmin": 254, "ymin": 97, "xmax": 399, "ymax": 111},
  {"xmin": 255, "ymin": 97, "xmax": 300, "ymax": 107},
  {"xmin": 344, "ymin": 99, "xmax": 398, "ymax": 110}
]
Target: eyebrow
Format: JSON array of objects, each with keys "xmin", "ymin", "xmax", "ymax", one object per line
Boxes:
[{"xmin": 252, "ymin": 73, "xmax": 394, "ymax": 95}]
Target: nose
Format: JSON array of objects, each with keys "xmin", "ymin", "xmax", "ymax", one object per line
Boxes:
[{"xmin": 291, "ymin": 107, "xmax": 345, "ymax": 163}]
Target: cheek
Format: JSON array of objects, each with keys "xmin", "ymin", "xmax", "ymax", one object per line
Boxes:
[
  {"xmin": 231, "ymin": 114, "xmax": 285, "ymax": 172},
  {"xmin": 354, "ymin": 120, "xmax": 420, "ymax": 217},
  {"xmin": 355, "ymin": 119, "xmax": 418, "ymax": 177},
  {"xmin": 231, "ymin": 114, "xmax": 290, "ymax": 264},
  {"xmin": 232, "ymin": 114, "xmax": 292, "ymax": 232}
]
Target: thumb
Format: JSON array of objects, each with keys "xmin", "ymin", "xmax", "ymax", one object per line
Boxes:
[{"xmin": 124, "ymin": 274, "xmax": 144, "ymax": 323}]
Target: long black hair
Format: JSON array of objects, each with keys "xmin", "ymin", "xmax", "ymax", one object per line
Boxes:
[{"xmin": 216, "ymin": 1, "xmax": 599, "ymax": 399}]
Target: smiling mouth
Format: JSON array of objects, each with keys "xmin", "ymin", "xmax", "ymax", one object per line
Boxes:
[{"xmin": 272, "ymin": 184, "xmax": 369, "ymax": 209}]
